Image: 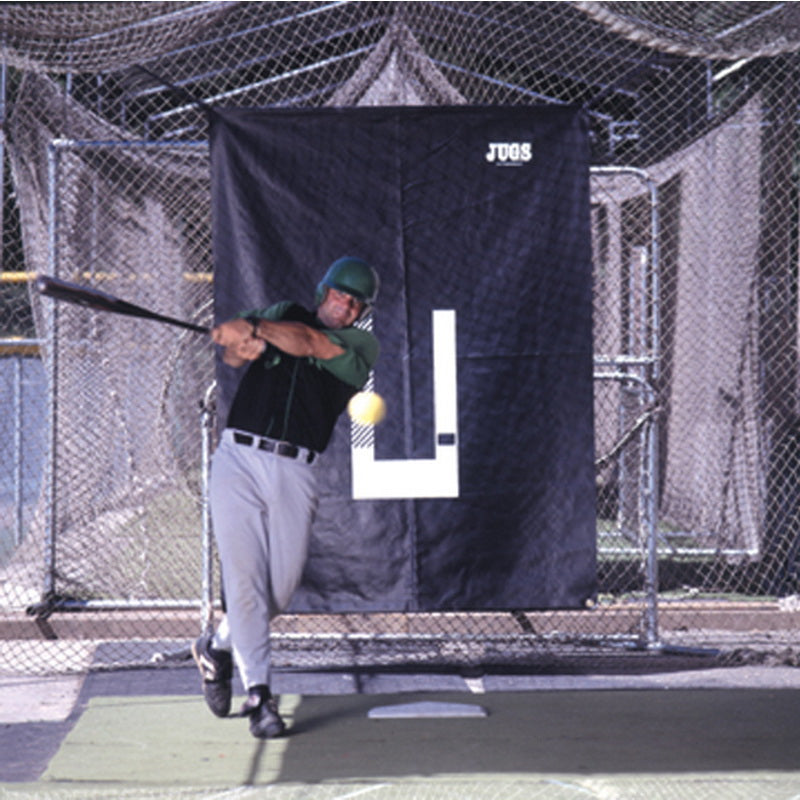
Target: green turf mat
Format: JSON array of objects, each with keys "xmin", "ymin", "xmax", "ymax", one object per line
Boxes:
[{"xmin": 39, "ymin": 690, "xmax": 800, "ymax": 788}]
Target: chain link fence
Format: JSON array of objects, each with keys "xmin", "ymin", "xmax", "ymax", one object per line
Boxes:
[{"xmin": 2, "ymin": 2, "xmax": 800, "ymax": 676}]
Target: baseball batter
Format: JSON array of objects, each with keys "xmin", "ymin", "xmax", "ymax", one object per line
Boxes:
[{"xmin": 192, "ymin": 257, "xmax": 380, "ymax": 739}]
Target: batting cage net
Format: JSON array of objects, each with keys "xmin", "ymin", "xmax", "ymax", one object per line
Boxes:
[{"xmin": 1, "ymin": 2, "xmax": 800, "ymax": 676}]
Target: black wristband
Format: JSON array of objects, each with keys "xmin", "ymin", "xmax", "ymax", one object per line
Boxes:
[{"xmin": 246, "ymin": 316, "xmax": 261, "ymax": 338}]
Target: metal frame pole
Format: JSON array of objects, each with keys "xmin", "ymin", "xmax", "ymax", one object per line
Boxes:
[
  {"xmin": 41, "ymin": 141, "xmax": 62, "ymax": 602},
  {"xmin": 200, "ymin": 381, "xmax": 217, "ymax": 635},
  {"xmin": 590, "ymin": 166, "xmax": 661, "ymax": 649},
  {"xmin": 13, "ymin": 354, "xmax": 23, "ymax": 546}
]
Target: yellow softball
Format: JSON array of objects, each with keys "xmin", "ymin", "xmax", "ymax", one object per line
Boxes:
[{"xmin": 348, "ymin": 391, "xmax": 387, "ymax": 426}]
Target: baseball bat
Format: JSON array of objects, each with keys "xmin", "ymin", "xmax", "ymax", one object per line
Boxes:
[{"xmin": 36, "ymin": 275, "xmax": 209, "ymax": 334}]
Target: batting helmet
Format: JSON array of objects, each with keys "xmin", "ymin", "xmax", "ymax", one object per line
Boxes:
[{"xmin": 315, "ymin": 256, "xmax": 379, "ymax": 316}]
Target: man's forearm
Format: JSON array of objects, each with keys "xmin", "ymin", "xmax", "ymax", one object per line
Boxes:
[{"xmin": 252, "ymin": 318, "xmax": 343, "ymax": 359}]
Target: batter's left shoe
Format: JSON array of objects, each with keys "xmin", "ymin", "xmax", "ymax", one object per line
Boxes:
[
  {"xmin": 192, "ymin": 634, "xmax": 233, "ymax": 718},
  {"xmin": 241, "ymin": 685, "xmax": 287, "ymax": 739}
]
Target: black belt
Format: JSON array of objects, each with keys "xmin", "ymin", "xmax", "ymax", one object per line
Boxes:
[{"xmin": 232, "ymin": 431, "xmax": 316, "ymax": 464}]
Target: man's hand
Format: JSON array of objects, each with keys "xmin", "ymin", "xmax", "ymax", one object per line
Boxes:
[{"xmin": 212, "ymin": 318, "xmax": 266, "ymax": 366}]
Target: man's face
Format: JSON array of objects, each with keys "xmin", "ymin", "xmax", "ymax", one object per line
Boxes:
[{"xmin": 316, "ymin": 287, "xmax": 365, "ymax": 329}]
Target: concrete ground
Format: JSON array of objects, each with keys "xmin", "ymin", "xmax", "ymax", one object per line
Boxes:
[{"xmin": 2, "ymin": 648, "xmax": 800, "ymax": 799}]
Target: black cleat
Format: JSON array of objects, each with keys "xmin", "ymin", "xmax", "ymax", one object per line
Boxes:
[
  {"xmin": 191, "ymin": 634, "xmax": 233, "ymax": 718},
  {"xmin": 241, "ymin": 686, "xmax": 287, "ymax": 739}
]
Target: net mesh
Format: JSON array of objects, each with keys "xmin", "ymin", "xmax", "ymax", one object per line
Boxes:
[{"xmin": 1, "ymin": 1, "xmax": 800, "ymax": 676}]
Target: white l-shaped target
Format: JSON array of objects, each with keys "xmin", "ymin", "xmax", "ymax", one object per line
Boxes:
[{"xmin": 351, "ymin": 309, "xmax": 459, "ymax": 499}]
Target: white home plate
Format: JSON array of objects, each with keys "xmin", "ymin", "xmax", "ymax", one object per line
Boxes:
[{"xmin": 367, "ymin": 701, "xmax": 488, "ymax": 719}]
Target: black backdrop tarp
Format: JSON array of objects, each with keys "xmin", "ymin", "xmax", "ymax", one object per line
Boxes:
[{"xmin": 210, "ymin": 105, "xmax": 596, "ymax": 611}]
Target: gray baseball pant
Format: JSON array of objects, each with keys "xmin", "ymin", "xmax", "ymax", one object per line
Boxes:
[{"xmin": 209, "ymin": 428, "xmax": 318, "ymax": 690}]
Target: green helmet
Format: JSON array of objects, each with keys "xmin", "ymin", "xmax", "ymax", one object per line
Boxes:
[{"xmin": 315, "ymin": 256, "xmax": 379, "ymax": 312}]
